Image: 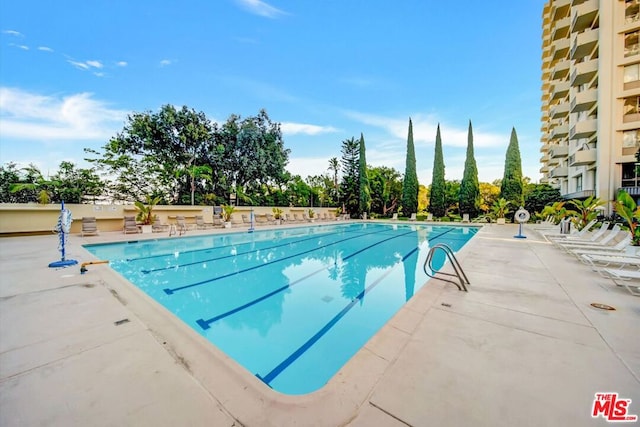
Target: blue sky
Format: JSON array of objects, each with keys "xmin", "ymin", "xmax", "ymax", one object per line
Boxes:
[{"xmin": 0, "ymin": 0, "xmax": 545, "ymax": 185}]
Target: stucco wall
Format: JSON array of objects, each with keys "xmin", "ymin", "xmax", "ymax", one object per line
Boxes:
[{"xmin": 0, "ymin": 204, "xmax": 338, "ymax": 235}]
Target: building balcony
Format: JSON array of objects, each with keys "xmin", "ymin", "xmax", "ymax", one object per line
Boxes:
[
  {"xmin": 540, "ymin": 153, "xmax": 550, "ymax": 163},
  {"xmin": 548, "ymin": 156, "xmax": 560, "ymax": 166},
  {"xmin": 571, "ymin": 28, "xmax": 599, "ymax": 60},
  {"xmin": 561, "ymin": 190, "xmax": 595, "ymax": 200},
  {"xmin": 549, "ymin": 145, "xmax": 568, "ymax": 158},
  {"xmin": 623, "ymin": 112, "xmax": 640, "ymax": 124},
  {"xmin": 570, "ymin": 58, "xmax": 597, "ymax": 86},
  {"xmin": 552, "ymin": 59, "xmax": 570, "ymax": 79},
  {"xmin": 551, "ymin": 122, "xmax": 569, "ymax": 140},
  {"xmin": 551, "ymin": 80, "xmax": 570, "ymax": 100},
  {"xmin": 552, "ymin": 16, "xmax": 571, "ymax": 41},
  {"xmin": 540, "ymin": 143, "xmax": 551, "ymax": 153},
  {"xmin": 569, "ymin": 149, "xmax": 596, "ymax": 166},
  {"xmin": 540, "ymin": 165, "xmax": 550, "ymax": 173},
  {"xmin": 551, "ymin": 103, "xmax": 570, "ymax": 119},
  {"xmin": 571, "ymin": 0, "xmax": 598, "ymax": 33},
  {"xmin": 570, "ymin": 88, "xmax": 597, "ymax": 113},
  {"xmin": 551, "ymin": 39, "xmax": 571, "ymax": 61},
  {"xmin": 550, "ymin": 166, "xmax": 569, "ymax": 178},
  {"xmin": 570, "ymin": 119, "xmax": 597, "ymax": 140}
]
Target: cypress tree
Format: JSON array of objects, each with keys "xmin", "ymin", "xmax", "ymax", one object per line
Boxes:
[
  {"xmin": 358, "ymin": 133, "xmax": 371, "ymax": 216},
  {"xmin": 401, "ymin": 118, "xmax": 419, "ymax": 216},
  {"xmin": 428, "ymin": 123, "xmax": 446, "ymax": 218},
  {"xmin": 459, "ymin": 120, "xmax": 480, "ymax": 218},
  {"xmin": 500, "ymin": 127, "xmax": 524, "ymax": 208}
]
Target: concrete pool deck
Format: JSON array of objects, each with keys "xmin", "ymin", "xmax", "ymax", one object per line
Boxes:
[{"xmin": 0, "ymin": 221, "xmax": 638, "ymax": 426}]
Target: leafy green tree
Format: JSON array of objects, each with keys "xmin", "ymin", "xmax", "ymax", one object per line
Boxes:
[
  {"xmin": 176, "ymin": 162, "xmax": 212, "ymax": 205},
  {"xmin": 500, "ymin": 127, "xmax": 524, "ymax": 207},
  {"xmin": 358, "ymin": 133, "xmax": 371, "ymax": 216},
  {"xmin": 459, "ymin": 121, "xmax": 480, "ymax": 217},
  {"xmin": 9, "ymin": 164, "xmax": 57, "ymax": 204},
  {"xmin": 444, "ymin": 180, "xmax": 461, "ymax": 217},
  {"xmin": 0, "ymin": 163, "xmax": 25, "ymax": 203},
  {"xmin": 428, "ymin": 123, "xmax": 446, "ymax": 217},
  {"xmin": 479, "ymin": 182, "xmax": 500, "ymax": 214},
  {"xmin": 50, "ymin": 161, "xmax": 105, "ymax": 204},
  {"xmin": 567, "ymin": 195, "xmax": 605, "ymax": 230},
  {"xmin": 523, "ymin": 183, "xmax": 562, "ymax": 217},
  {"xmin": 368, "ymin": 166, "xmax": 402, "ymax": 216},
  {"xmin": 614, "ymin": 190, "xmax": 640, "ymax": 245},
  {"xmin": 340, "ymin": 137, "xmax": 360, "ymax": 216},
  {"xmin": 401, "ymin": 118, "xmax": 419, "ymax": 216}
]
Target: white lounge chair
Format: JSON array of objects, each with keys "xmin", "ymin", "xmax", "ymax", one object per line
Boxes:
[
  {"xmin": 123, "ymin": 216, "xmax": 140, "ymax": 234},
  {"xmin": 555, "ymin": 224, "xmax": 621, "ymax": 251},
  {"xmin": 599, "ymin": 268, "xmax": 640, "ymax": 296},
  {"xmin": 545, "ymin": 218, "xmax": 598, "ymax": 239},
  {"xmin": 579, "ymin": 253, "xmax": 640, "ymax": 271},
  {"xmin": 392, "ymin": 213, "xmax": 398, "ymax": 220},
  {"xmin": 409, "ymin": 213, "xmax": 417, "ymax": 221},
  {"xmin": 567, "ymin": 235, "xmax": 633, "ymax": 258}
]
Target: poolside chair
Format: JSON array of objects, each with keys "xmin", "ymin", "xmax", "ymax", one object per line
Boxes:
[
  {"xmin": 392, "ymin": 213, "xmax": 398, "ymax": 221},
  {"xmin": 567, "ymin": 235, "xmax": 633, "ymax": 258},
  {"xmin": 409, "ymin": 213, "xmax": 417, "ymax": 221},
  {"xmin": 579, "ymin": 252, "xmax": 640, "ymax": 269},
  {"xmin": 176, "ymin": 215, "xmax": 192, "ymax": 234},
  {"xmin": 242, "ymin": 214, "xmax": 252, "ymax": 225},
  {"xmin": 123, "ymin": 216, "xmax": 140, "ymax": 234},
  {"xmin": 195, "ymin": 215, "xmax": 212, "ymax": 230},
  {"xmin": 545, "ymin": 219, "xmax": 600, "ymax": 240},
  {"xmin": 426, "ymin": 213, "xmax": 433, "ymax": 221},
  {"xmin": 80, "ymin": 217, "xmax": 99, "ymax": 237},
  {"xmin": 212, "ymin": 214, "xmax": 223, "ymax": 228},
  {"xmin": 556, "ymin": 227, "xmax": 624, "ymax": 253},
  {"xmin": 552, "ymin": 222, "xmax": 612, "ymax": 247},
  {"xmin": 152, "ymin": 215, "xmax": 170, "ymax": 233},
  {"xmin": 599, "ymin": 268, "xmax": 640, "ymax": 296}
]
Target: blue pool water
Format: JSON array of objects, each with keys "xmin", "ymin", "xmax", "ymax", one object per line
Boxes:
[{"xmin": 84, "ymin": 222, "xmax": 478, "ymax": 394}]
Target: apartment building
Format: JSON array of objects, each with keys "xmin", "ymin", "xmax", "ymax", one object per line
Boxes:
[{"xmin": 540, "ymin": 0, "xmax": 640, "ymax": 209}]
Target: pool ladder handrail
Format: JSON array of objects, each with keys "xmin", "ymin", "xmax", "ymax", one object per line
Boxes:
[{"xmin": 423, "ymin": 243, "xmax": 470, "ymax": 292}]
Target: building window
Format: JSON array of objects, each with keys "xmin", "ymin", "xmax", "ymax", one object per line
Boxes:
[
  {"xmin": 624, "ymin": 63, "xmax": 640, "ymax": 83},
  {"xmin": 626, "ymin": 0, "xmax": 640, "ymax": 24},
  {"xmin": 621, "ymin": 162, "xmax": 640, "ymax": 187},
  {"xmin": 625, "ymin": 30, "xmax": 640, "ymax": 57},
  {"xmin": 575, "ymin": 175, "xmax": 583, "ymax": 192},
  {"xmin": 624, "ymin": 96, "xmax": 640, "ymax": 122},
  {"xmin": 623, "ymin": 129, "xmax": 640, "ymax": 148}
]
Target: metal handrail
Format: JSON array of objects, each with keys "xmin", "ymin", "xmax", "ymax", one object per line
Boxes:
[{"xmin": 423, "ymin": 243, "xmax": 470, "ymax": 292}]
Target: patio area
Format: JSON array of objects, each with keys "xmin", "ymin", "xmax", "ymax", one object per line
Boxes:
[{"xmin": 0, "ymin": 221, "xmax": 638, "ymax": 426}]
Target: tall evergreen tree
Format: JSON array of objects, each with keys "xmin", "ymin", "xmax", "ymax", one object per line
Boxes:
[
  {"xmin": 401, "ymin": 118, "xmax": 419, "ymax": 216},
  {"xmin": 358, "ymin": 133, "xmax": 371, "ymax": 216},
  {"xmin": 428, "ymin": 123, "xmax": 446, "ymax": 218},
  {"xmin": 340, "ymin": 137, "xmax": 360, "ymax": 216},
  {"xmin": 459, "ymin": 120, "xmax": 480, "ymax": 218},
  {"xmin": 500, "ymin": 127, "xmax": 524, "ymax": 208}
]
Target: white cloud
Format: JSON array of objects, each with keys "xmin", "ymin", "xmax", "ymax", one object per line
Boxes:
[
  {"xmin": 37, "ymin": 46, "xmax": 54, "ymax": 52},
  {"xmin": 3, "ymin": 30, "xmax": 23, "ymax": 37},
  {"xmin": 281, "ymin": 122, "xmax": 338, "ymax": 136},
  {"xmin": 287, "ymin": 156, "xmax": 333, "ymax": 178},
  {"xmin": 0, "ymin": 87, "xmax": 127, "ymax": 141},
  {"xmin": 159, "ymin": 59, "xmax": 172, "ymax": 67},
  {"xmin": 68, "ymin": 60, "xmax": 89, "ymax": 70},
  {"xmin": 9, "ymin": 43, "xmax": 29, "ymax": 50},
  {"xmin": 234, "ymin": 0, "xmax": 287, "ymax": 18},
  {"xmin": 344, "ymin": 110, "xmax": 508, "ymax": 149},
  {"xmin": 86, "ymin": 60, "xmax": 103, "ymax": 69},
  {"xmin": 116, "ymin": 61, "xmax": 128, "ymax": 67}
]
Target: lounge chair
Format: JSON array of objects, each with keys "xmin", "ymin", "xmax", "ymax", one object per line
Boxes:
[
  {"xmin": 426, "ymin": 213, "xmax": 433, "ymax": 221},
  {"xmin": 567, "ymin": 235, "xmax": 633, "ymax": 257},
  {"xmin": 195, "ymin": 215, "xmax": 212, "ymax": 230},
  {"xmin": 176, "ymin": 215, "xmax": 193, "ymax": 234},
  {"xmin": 152, "ymin": 215, "xmax": 170, "ymax": 233},
  {"xmin": 462, "ymin": 213, "xmax": 470, "ymax": 223},
  {"xmin": 80, "ymin": 217, "xmax": 99, "ymax": 237},
  {"xmin": 555, "ymin": 224, "xmax": 622, "ymax": 252},
  {"xmin": 545, "ymin": 219, "xmax": 600, "ymax": 240},
  {"xmin": 579, "ymin": 253, "xmax": 640, "ymax": 271},
  {"xmin": 409, "ymin": 213, "xmax": 417, "ymax": 221},
  {"xmin": 392, "ymin": 213, "xmax": 398, "ymax": 220},
  {"xmin": 212, "ymin": 214, "xmax": 223, "ymax": 228},
  {"xmin": 599, "ymin": 268, "xmax": 640, "ymax": 296},
  {"xmin": 123, "ymin": 216, "xmax": 140, "ymax": 234}
]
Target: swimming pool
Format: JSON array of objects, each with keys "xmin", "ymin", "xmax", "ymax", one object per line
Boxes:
[{"xmin": 85, "ymin": 222, "xmax": 479, "ymax": 395}]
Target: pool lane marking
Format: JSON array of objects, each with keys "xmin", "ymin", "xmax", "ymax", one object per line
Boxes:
[
  {"xmin": 255, "ymin": 227, "xmax": 456, "ymax": 386},
  {"xmin": 194, "ymin": 228, "xmax": 421, "ymax": 329},
  {"xmin": 195, "ymin": 226, "xmax": 457, "ymax": 328},
  {"xmin": 256, "ymin": 246, "xmax": 420, "ymax": 386},
  {"xmin": 163, "ymin": 229, "xmax": 416, "ymax": 295},
  {"xmin": 144, "ymin": 224, "xmax": 433, "ymax": 273}
]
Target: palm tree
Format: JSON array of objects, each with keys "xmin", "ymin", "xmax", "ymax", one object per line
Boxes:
[{"xmin": 177, "ymin": 162, "xmax": 212, "ymax": 205}]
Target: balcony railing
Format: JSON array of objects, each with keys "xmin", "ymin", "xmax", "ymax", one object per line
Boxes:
[
  {"xmin": 619, "ymin": 186, "xmax": 640, "ymax": 196},
  {"xmin": 569, "ymin": 149, "xmax": 596, "ymax": 166},
  {"xmin": 561, "ymin": 190, "xmax": 595, "ymax": 200},
  {"xmin": 570, "ymin": 119, "xmax": 597, "ymax": 140},
  {"xmin": 571, "ymin": 0, "xmax": 598, "ymax": 33},
  {"xmin": 570, "ymin": 58, "xmax": 597, "ymax": 86},
  {"xmin": 570, "ymin": 88, "xmax": 597, "ymax": 113},
  {"xmin": 571, "ymin": 28, "xmax": 599, "ymax": 60}
]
